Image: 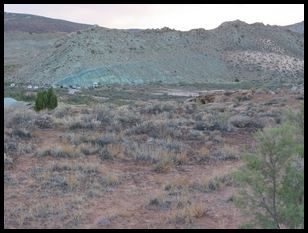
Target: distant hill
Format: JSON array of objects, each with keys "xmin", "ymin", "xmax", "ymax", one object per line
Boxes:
[
  {"xmin": 4, "ymin": 12, "xmax": 93, "ymax": 33},
  {"xmin": 4, "ymin": 13, "xmax": 304, "ymax": 87},
  {"xmin": 284, "ymin": 21, "xmax": 304, "ymax": 34}
]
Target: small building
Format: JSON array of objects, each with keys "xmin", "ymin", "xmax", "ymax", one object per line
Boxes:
[
  {"xmin": 33, "ymin": 86, "xmax": 39, "ymax": 90},
  {"xmin": 10, "ymin": 83, "xmax": 15, "ymax": 87},
  {"xmin": 93, "ymin": 82, "xmax": 99, "ymax": 88},
  {"xmin": 27, "ymin": 85, "xmax": 33, "ymax": 89}
]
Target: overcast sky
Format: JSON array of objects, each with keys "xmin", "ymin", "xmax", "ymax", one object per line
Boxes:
[{"xmin": 4, "ymin": 4, "xmax": 304, "ymax": 31}]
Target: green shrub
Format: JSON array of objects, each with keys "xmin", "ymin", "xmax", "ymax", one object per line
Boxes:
[
  {"xmin": 35, "ymin": 88, "xmax": 58, "ymax": 111},
  {"xmin": 233, "ymin": 105, "xmax": 304, "ymax": 229}
]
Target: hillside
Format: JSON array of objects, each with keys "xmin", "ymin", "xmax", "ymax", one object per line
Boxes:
[
  {"xmin": 5, "ymin": 16, "xmax": 304, "ymax": 87},
  {"xmin": 4, "ymin": 12, "xmax": 93, "ymax": 33},
  {"xmin": 284, "ymin": 21, "xmax": 304, "ymax": 34}
]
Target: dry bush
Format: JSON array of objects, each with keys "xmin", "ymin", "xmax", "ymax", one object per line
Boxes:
[
  {"xmin": 127, "ymin": 141, "xmax": 188, "ymax": 165},
  {"xmin": 78, "ymin": 143, "xmax": 100, "ymax": 155},
  {"xmin": 164, "ymin": 177, "xmax": 191, "ymax": 195},
  {"xmin": 153, "ymin": 159, "xmax": 173, "ymax": 173},
  {"xmin": 228, "ymin": 115, "xmax": 264, "ymax": 130},
  {"xmin": 67, "ymin": 115, "xmax": 101, "ymax": 130},
  {"xmin": 191, "ymin": 173, "xmax": 234, "ymax": 193},
  {"xmin": 5, "ymin": 108, "xmax": 36, "ymax": 129},
  {"xmin": 53, "ymin": 104, "xmax": 72, "ymax": 118},
  {"xmin": 34, "ymin": 114, "xmax": 54, "ymax": 129},
  {"xmin": 100, "ymin": 172, "xmax": 121, "ymax": 187},
  {"xmin": 168, "ymin": 202, "xmax": 206, "ymax": 224},
  {"xmin": 11, "ymin": 128, "xmax": 32, "ymax": 139},
  {"xmin": 211, "ymin": 144, "xmax": 240, "ymax": 161},
  {"xmin": 36, "ymin": 144, "xmax": 82, "ymax": 158},
  {"xmin": 140, "ymin": 101, "xmax": 176, "ymax": 115}
]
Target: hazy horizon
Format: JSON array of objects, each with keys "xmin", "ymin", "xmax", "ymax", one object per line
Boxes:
[{"xmin": 4, "ymin": 4, "xmax": 304, "ymax": 31}]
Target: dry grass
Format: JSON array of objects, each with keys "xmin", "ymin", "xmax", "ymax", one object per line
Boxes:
[
  {"xmin": 168, "ymin": 202, "xmax": 207, "ymax": 224},
  {"xmin": 36, "ymin": 143, "xmax": 82, "ymax": 158}
]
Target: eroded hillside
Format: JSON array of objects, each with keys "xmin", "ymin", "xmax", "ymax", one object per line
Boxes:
[{"xmin": 8, "ymin": 20, "xmax": 304, "ymax": 87}]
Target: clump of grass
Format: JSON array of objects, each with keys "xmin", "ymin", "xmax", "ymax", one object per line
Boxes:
[
  {"xmin": 65, "ymin": 174, "xmax": 80, "ymax": 191},
  {"xmin": 50, "ymin": 162, "xmax": 99, "ymax": 175},
  {"xmin": 148, "ymin": 192, "xmax": 172, "ymax": 211},
  {"xmin": 36, "ymin": 144, "xmax": 82, "ymax": 158},
  {"xmin": 168, "ymin": 202, "xmax": 206, "ymax": 224},
  {"xmin": 193, "ymin": 146, "xmax": 210, "ymax": 163},
  {"xmin": 100, "ymin": 172, "xmax": 121, "ymax": 187},
  {"xmin": 68, "ymin": 115, "xmax": 100, "ymax": 130},
  {"xmin": 212, "ymin": 145, "xmax": 240, "ymax": 161},
  {"xmin": 126, "ymin": 121, "xmax": 160, "ymax": 138},
  {"xmin": 165, "ymin": 177, "xmax": 191, "ymax": 195},
  {"xmin": 79, "ymin": 143, "xmax": 99, "ymax": 155},
  {"xmin": 153, "ymin": 159, "xmax": 173, "ymax": 173},
  {"xmin": 191, "ymin": 174, "xmax": 234, "ymax": 193},
  {"xmin": 95, "ymin": 134, "xmax": 118, "ymax": 147}
]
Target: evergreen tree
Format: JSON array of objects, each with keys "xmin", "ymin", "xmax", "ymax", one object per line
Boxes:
[
  {"xmin": 234, "ymin": 104, "xmax": 304, "ymax": 229},
  {"xmin": 34, "ymin": 87, "xmax": 58, "ymax": 111}
]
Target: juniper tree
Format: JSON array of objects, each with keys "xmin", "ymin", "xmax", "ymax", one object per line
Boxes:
[{"xmin": 234, "ymin": 104, "xmax": 304, "ymax": 229}]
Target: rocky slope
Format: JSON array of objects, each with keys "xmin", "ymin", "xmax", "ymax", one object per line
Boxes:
[
  {"xmin": 4, "ymin": 12, "xmax": 93, "ymax": 33},
  {"xmin": 284, "ymin": 21, "xmax": 304, "ymax": 34},
  {"xmin": 5, "ymin": 14, "xmax": 304, "ymax": 87}
]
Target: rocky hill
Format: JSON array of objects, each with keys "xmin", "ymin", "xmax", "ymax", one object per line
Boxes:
[
  {"xmin": 5, "ymin": 15, "xmax": 304, "ymax": 87},
  {"xmin": 4, "ymin": 12, "xmax": 93, "ymax": 33},
  {"xmin": 284, "ymin": 21, "xmax": 304, "ymax": 34}
]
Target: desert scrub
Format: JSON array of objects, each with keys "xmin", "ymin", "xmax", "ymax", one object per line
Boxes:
[
  {"xmin": 16, "ymin": 143, "xmax": 36, "ymax": 155},
  {"xmin": 125, "ymin": 121, "xmax": 161, "ymax": 138},
  {"xmin": 228, "ymin": 115, "xmax": 264, "ymax": 130},
  {"xmin": 168, "ymin": 202, "xmax": 206, "ymax": 224},
  {"xmin": 49, "ymin": 161, "xmax": 99, "ymax": 175},
  {"xmin": 36, "ymin": 144, "xmax": 82, "ymax": 158},
  {"xmin": 34, "ymin": 114, "xmax": 54, "ymax": 129},
  {"xmin": 53, "ymin": 104, "xmax": 72, "ymax": 118},
  {"xmin": 5, "ymin": 109, "xmax": 36, "ymax": 129},
  {"xmin": 140, "ymin": 101, "xmax": 176, "ymax": 115},
  {"xmin": 67, "ymin": 115, "xmax": 100, "ymax": 130},
  {"xmin": 92, "ymin": 105, "xmax": 113, "ymax": 126},
  {"xmin": 190, "ymin": 174, "xmax": 234, "ymax": 193},
  {"xmin": 112, "ymin": 105, "xmax": 141, "ymax": 126},
  {"xmin": 4, "ymin": 153, "xmax": 14, "ymax": 169},
  {"xmin": 100, "ymin": 172, "xmax": 121, "ymax": 187},
  {"xmin": 192, "ymin": 146, "xmax": 211, "ymax": 163},
  {"xmin": 147, "ymin": 192, "xmax": 172, "ymax": 211},
  {"xmin": 4, "ymin": 199, "xmax": 85, "ymax": 228},
  {"xmin": 153, "ymin": 159, "xmax": 173, "ymax": 173},
  {"xmin": 94, "ymin": 134, "xmax": 118, "ymax": 147},
  {"xmin": 164, "ymin": 177, "xmax": 191, "ymax": 195},
  {"xmin": 217, "ymin": 111, "xmax": 233, "ymax": 131},
  {"xmin": 211, "ymin": 145, "xmax": 240, "ymax": 161},
  {"xmin": 11, "ymin": 128, "xmax": 32, "ymax": 139},
  {"xmin": 127, "ymin": 141, "xmax": 188, "ymax": 165},
  {"xmin": 98, "ymin": 143, "xmax": 125, "ymax": 160},
  {"xmin": 5, "ymin": 139, "xmax": 36, "ymax": 156},
  {"xmin": 79, "ymin": 143, "xmax": 100, "ymax": 155}
]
